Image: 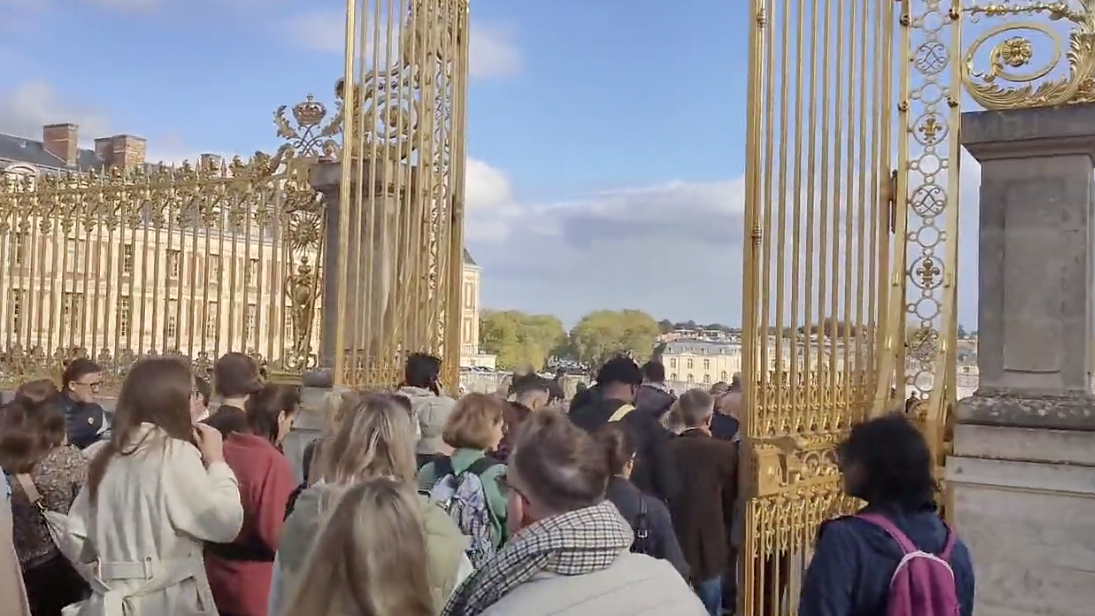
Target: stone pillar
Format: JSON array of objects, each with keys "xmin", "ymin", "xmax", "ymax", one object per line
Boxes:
[
  {"xmin": 309, "ymin": 159, "xmax": 413, "ymax": 374},
  {"xmin": 950, "ymin": 104, "xmax": 1095, "ymax": 616}
]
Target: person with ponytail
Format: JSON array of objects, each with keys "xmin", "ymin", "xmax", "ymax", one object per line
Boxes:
[
  {"xmin": 593, "ymin": 423, "xmax": 688, "ymax": 577},
  {"xmin": 0, "ymin": 379, "xmax": 90, "ymax": 615}
]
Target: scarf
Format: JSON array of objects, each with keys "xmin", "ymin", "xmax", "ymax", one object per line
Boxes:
[{"xmin": 441, "ymin": 500, "xmax": 632, "ymax": 616}]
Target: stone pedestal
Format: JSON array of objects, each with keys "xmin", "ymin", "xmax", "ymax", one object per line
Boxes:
[
  {"xmin": 309, "ymin": 160, "xmax": 415, "ymax": 369},
  {"xmin": 949, "ymin": 104, "xmax": 1095, "ymax": 616}
]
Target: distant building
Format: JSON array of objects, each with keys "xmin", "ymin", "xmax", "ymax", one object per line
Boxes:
[{"xmin": 459, "ymin": 249, "xmax": 496, "ymax": 370}]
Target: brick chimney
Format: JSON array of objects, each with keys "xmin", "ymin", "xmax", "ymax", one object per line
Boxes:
[
  {"xmin": 43, "ymin": 124, "xmax": 78, "ymax": 166},
  {"xmin": 94, "ymin": 134, "xmax": 147, "ymax": 171}
]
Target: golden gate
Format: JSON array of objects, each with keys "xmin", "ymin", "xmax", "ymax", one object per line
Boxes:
[{"xmin": 741, "ymin": 0, "xmax": 1095, "ymax": 613}]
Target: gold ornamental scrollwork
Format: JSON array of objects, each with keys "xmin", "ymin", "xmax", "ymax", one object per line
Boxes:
[{"xmin": 962, "ymin": 2, "xmax": 1095, "ymax": 109}]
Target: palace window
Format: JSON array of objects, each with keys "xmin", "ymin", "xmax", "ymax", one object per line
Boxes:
[
  {"xmin": 704, "ymin": 359, "xmax": 710, "ymax": 369},
  {"xmin": 670, "ymin": 358, "xmax": 677, "ymax": 369},
  {"xmin": 11, "ymin": 233, "xmax": 25, "ymax": 266},
  {"xmin": 245, "ymin": 304, "xmax": 257, "ymax": 340},
  {"xmin": 687, "ymin": 359, "xmax": 694, "ymax": 369},
  {"xmin": 721, "ymin": 371, "xmax": 728, "ymax": 381},
  {"xmin": 122, "ymin": 244, "xmax": 133, "ymax": 274},
  {"xmin": 464, "ymin": 283, "xmax": 474, "ymax": 309},
  {"xmin": 246, "ymin": 259, "xmax": 259, "ymax": 286},
  {"xmin": 205, "ymin": 302, "xmax": 219, "ymax": 338},
  {"xmin": 670, "ymin": 372, "xmax": 677, "ymax": 380},
  {"xmin": 9, "ymin": 290, "xmax": 23, "ymax": 333},
  {"xmin": 166, "ymin": 300, "xmax": 179, "ymax": 338},
  {"xmin": 62, "ymin": 292, "xmax": 84, "ymax": 332},
  {"xmin": 167, "ymin": 250, "xmax": 182, "ymax": 280},
  {"xmin": 208, "ymin": 255, "xmax": 222, "ymax": 283},
  {"xmin": 118, "ymin": 296, "xmax": 131, "ymax": 339},
  {"xmin": 687, "ymin": 373, "xmax": 694, "ymax": 382}
]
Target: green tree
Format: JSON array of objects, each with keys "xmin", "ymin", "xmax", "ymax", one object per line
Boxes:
[
  {"xmin": 657, "ymin": 319, "xmax": 675, "ymax": 334},
  {"xmin": 569, "ymin": 309, "xmax": 661, "ymax": 367},
  {"xmin": 957, "ymin": 324, "xmax": 969, "ymax": 339},
  {"xmin": 479, "ymin": 310, "xmax": 566, "ymax": 371}
]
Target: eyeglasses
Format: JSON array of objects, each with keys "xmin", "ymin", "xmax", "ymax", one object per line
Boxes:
[{"xmin": 75, "ymin": 380, "xmax": 101, "ymax": 392}]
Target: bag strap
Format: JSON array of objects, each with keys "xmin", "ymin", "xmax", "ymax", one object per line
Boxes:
[
  {"xmin": 608, "ymin": 404, "xmax": 635, "ymax": 422},
  {"xmin": 855, "ymin": 513, "xmax": 917, "ymax": 554},
  {"xmin": 13, "ymin": 473, "xmax": 43, "ymax": 508},
  {"xmin": 465, "ymin": 456, "xmax": 499, "ymax": 477},
  {"xmin": 434, "ymin": 456, "xmax": 455, "ymax": 480}
]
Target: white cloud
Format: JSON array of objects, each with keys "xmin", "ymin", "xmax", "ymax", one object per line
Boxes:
[
  {"xmin": 463, "ymin": 156, "xmax": 982, "ymax": 327},
  {"xmin": 469, "ymin": 22, "xmax": 521, "ymax": 78},
  {"xmin": 0, "ymin": 82, "xmax": 112, "ymax": 141},
  {"xmin": 463, "ymin": 161, "xmax": 748, "ymax": 324},
  {"xmin": 0, "ymin": 81, "xmax": 228, "ymax": 165}
]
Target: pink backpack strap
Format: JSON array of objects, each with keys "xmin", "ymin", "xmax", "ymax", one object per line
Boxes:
[{"xmin": 855, "ymin": 513, "xmax": 917, "ymax": 554}]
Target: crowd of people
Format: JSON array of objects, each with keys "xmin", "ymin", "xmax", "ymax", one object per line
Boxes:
[{"xmin": 0, "ymin": 350, "xmax": 975, "ymax": 616}]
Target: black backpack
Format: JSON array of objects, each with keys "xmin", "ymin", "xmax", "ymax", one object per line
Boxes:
[{"xmin": 631, "ymin": 499, "xmax": 655, "ymax": 556}]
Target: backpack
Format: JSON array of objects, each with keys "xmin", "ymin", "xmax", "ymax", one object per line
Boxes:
[
  {"xmin": 856, "ymin": 513, "xmax": 960, "ymax": 616},
  {"xmin": 428, "ymin": 456, "xmax": 500, "ymax": 567},
  {"xmin": 630, "ymin": 498, "xmax": 654, "ymax": 556}
]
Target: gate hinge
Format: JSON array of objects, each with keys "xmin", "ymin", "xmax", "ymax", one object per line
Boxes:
[{"xmin": 885, "ymin": 170, "xmax": 898, "ymax": 233}]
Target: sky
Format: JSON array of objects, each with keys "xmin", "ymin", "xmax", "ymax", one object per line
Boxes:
[{"xmin": 0, "ymin": 0, "xmax": 980, "ymax": 328}]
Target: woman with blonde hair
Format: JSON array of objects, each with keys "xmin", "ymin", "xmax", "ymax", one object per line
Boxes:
[
  {"xmin": 269, "ymin": 393, "xmax": 469, "ymax": 616},
  {"xmin": 279, "ymin": 478, "xmax": 435, "ymax": 616}
]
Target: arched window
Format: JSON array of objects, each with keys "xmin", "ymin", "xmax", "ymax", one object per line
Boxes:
[
  {"xmin": 687, "ymin": 373, "xmax": 694, "ymax": 382},
  {"xmin": 670, "ymin": 372, "xmax": 677, "ymax": 380},
  {"xmin": 703, "ymin": 374, "xmax": 711, "ymax": 384}
]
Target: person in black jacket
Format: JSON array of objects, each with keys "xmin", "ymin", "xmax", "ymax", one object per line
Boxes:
[
  {"xmin": 58, "ymin": 359, "xmax": 110, "ymax": 450},
  {"xmin": 569, "ymin": 357, "xmax": 681, "ymax": 502},
  {"xmin": 635, "ymin": 360, "xmax": 676, "ymax": 419},
  {"xmin": 595, "ymin": 423, "xmax": 688, "ymax": 578}
]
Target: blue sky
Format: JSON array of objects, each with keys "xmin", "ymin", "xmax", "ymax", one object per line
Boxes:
[{"xmin": 0, "ymin": 0, "xmax": 979, "ymax": 328}]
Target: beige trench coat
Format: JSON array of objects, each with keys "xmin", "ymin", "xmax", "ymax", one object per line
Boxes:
[
  {"xmin": 0, "ymin": 473, "xmax": 31, "ymax": 616},
  {"xmin": 63, "ymin": 423, "xmax": 243, "ymax": 616}
]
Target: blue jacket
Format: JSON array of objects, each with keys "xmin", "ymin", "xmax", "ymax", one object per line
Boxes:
[
  {"xmin": 799, "ymin": 506, "xmax": 975, "ymax": 616},
  {"xmin": 60, "ymin": 392, "xmax": 110, "ymax": 450}
]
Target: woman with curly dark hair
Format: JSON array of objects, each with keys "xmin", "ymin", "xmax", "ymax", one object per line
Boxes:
[{"xmin": 798, "ymin": 413, "xmax": 976, "ymax": 616}]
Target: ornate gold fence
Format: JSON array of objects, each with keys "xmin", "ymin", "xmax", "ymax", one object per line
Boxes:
[
  {"xmin": 333, "ymin": 0, "xmax": 469, "ymax": 390},
  {"xmin": 0, "ymin": 97, "xmax": 329, "ymax": 392},
  {"xmin": 741, "ymin": 0, "xmax": 898, "ymax": 613}
]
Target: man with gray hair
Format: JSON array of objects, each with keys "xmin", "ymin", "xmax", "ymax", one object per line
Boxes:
[{"xmin": 664, "ymin": 389, "xmax": 740, "ymax": 615}]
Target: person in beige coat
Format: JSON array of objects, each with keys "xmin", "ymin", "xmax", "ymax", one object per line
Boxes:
[
  {"xmin": 0, "ymin": 473, "xmax": 32, "ymax": 616},
  {"xmin": 63, "ymin": 358, "xmax": 244, "ymax": 616}
]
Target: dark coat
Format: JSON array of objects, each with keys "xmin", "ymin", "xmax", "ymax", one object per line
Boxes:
[
  {"xmin": 664, "ymin": 428, "xmax": 739, "ymax": 582},
  {"xmin": 710, "ymin": 413, "xmax": 740, "ymax": 441},
  {"xmin": 60, "ymin": 393, "xmax": 109, "ymax": 450},
  {"xmin": 605, "ymin": 476, "xmax": 689, "ymax": 578},
  {"xmin": 568, "ymin": 397, "xmax": 681, "ymax": 502},
  {"xmin": 799, "ymin": 505, "xmax": 975, "ymax": 616},
  {"xmin": 635, "ymin": 384, "xmax": 675, "ymax": 419}
]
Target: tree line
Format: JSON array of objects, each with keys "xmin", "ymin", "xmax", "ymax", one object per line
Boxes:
[
  {"xmin": 479, "ymin": 310, "xmax": 977, "ymax": 372},
  {"xmin": 479, "ymin": 309, "xmax": 662, "ymax": 371}
]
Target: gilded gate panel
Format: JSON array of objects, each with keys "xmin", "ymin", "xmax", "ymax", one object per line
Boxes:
[
  {"xmin": 0, "ymin": 97, "xmax": 329, "ymax": 392},
  {"xmin": 881, "ymin": 0, "xmax": 965, "ymax": 500},
  {"xmin": 334, "ymin": 0, "xmax": 469, "ymax": 390},
  {"xmin": 741, "ymin": 0, "xmax": 896, "ymax": 613}
]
